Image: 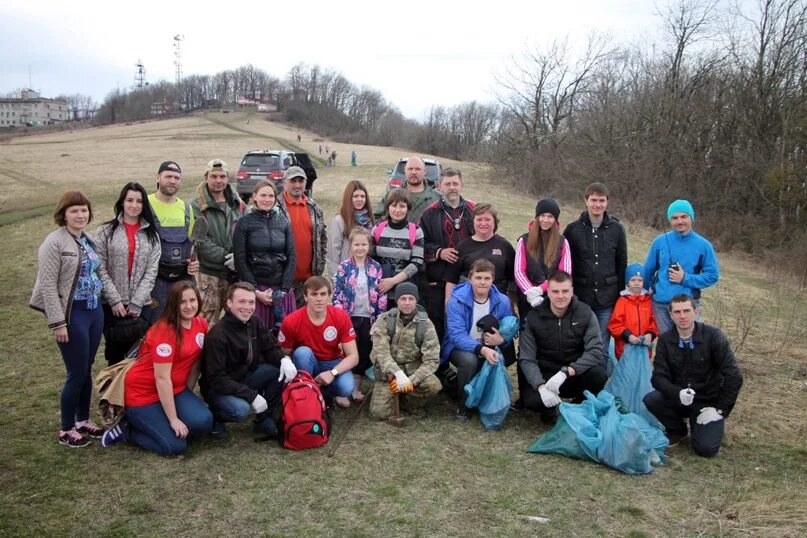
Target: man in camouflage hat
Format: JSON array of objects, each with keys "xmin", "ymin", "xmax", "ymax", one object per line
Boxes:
[{"xmin": 369, "ymin": 282, "xmax": 442, "ymax": 420}]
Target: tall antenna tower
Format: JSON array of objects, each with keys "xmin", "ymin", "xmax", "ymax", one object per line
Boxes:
[
  {"xmin": 134, "ymin": 59, "xmax": 147, "ymax": 89},
  {"xmin": 173, "ymin": 35, "xmax": 184, "ymax": 87}
]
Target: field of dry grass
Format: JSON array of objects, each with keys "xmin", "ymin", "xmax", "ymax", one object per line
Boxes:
[{"xmin": 0, "ymin": 110, "xmax": 804, "ymax": 537}]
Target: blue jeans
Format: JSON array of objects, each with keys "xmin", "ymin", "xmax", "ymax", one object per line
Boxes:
[
  {"xmin": 292, "ymin": 346, "xmax": 354, "ymax": 398},
  {"xmin": 57, "ymin": 300, "xmax": 104, "ymax": 430},
  {"xmin": 125, "ymin": 388, "xmax": 213, "ymax": 456},
  {"xmin": 653, "ymin": 299, "xmax": 701, "ymax": 335},
  {"xmin": 207, "ymin": 363, "xmax": 282, "ymax": 422},
  {"xmin": 591, "ymin": 305, "xmax": 613, "ymax": 352}
]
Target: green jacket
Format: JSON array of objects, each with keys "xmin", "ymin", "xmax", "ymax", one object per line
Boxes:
[
  {"xmin": 374, "ymin": 186, "xmax": 441, "ymax": 223},
  {"xmin": 370, "ymin": 309, "xmax": 440, "ymax": 385},
  {"xmin": 189, "ymin": 182, "xmax": 246, "ymax": 278}
]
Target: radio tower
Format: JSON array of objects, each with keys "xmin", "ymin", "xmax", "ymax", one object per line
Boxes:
[
  {"xmin": 134, "ymin": 59, "xmax": 146, "ymax": 89},
  {"xmin": 173, "ymin": 35, "xmax": 184, "ymax": 87}
]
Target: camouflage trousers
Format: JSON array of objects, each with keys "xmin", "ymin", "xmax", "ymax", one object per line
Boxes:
[
  {"xmin": 369, "ymin": 375, "xmax": 442, "ymax": 420},
  {"xmin": 197, "ymin": 272, "xmax": 230, "ymax": 324}
]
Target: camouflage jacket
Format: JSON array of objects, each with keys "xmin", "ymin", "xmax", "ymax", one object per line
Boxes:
[{"xmin": 370, "ymin": 309, "xmax": 440, "ymax": 385}]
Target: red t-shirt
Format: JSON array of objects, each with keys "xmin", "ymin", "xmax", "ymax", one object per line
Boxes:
[
  {"xmin": 125, "ymin": 316, "xmax": 208, "ymax": 407},
  {"xmin": 277, "ymin": 305, "xmax": 355, "ymax": 360},
  {"xmin": 123, "ymin": 221, "xmax": 141, "ymax": 277}
]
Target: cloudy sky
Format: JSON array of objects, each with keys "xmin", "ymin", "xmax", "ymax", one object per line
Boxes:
[{"xmin": 0, "ymin": 0, "xmax": 750, "ymax": 119}]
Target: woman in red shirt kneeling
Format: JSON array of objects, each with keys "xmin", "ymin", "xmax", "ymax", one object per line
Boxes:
[{"xmin": 103, "ymin": 281, "xmax": 213, "ymax": 455}]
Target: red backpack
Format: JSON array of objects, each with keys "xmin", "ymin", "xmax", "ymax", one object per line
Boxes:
[{"xmin": 279, "ymin": 371, "xmax": 330, "ymax": 450}]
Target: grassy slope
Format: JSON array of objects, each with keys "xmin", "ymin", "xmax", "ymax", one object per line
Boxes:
[{"xmin": 0, "ymin": 111, "xmax": 804, "ymax": 537}]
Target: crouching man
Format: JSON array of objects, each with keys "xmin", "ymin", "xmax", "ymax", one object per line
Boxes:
[
  {"xmin": 369, "ymin": 282, "xmax": 442, "ymax": 420},
  {"xmin": 518, "ymin": 270, "xmax": 607, "ymax": 424},
  {"xmin": 201, "ymin": 282, "xmax": 298, "ymax": 439},
  {"xmin": 644, "ymin": 294, "xmax": 743, "ymax": 457}
]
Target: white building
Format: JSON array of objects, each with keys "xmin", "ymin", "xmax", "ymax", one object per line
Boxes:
[{"xmin": 0, "ymin": 89, "xmax": 68, "ymax": 128}]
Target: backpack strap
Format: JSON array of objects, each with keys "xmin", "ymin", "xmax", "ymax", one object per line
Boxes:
[
  {"xmin": 407, "ymin": 222, "xmax": 416, "ymax": 248},
  {"xmin": 414, "ymin": 305, "xmax": 428, "ymax": 347},
  {"xmin": 184, "ymin": 201, "xmax": 191, "ymax": 232},
  {"xmin": 374, "ymin": 221, "xmax": 388, "ymax": 244}
]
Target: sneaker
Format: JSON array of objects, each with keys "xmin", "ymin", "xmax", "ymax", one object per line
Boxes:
[
  {"xmin": 101, "ymin": 421, "xmax": 128, "ymax": 448},
  {"xmin": 509, "ymin": 398, "xmax": 525, "ymax": 412},
  {"xmin": 76, "ymin": 420, "xmax": 106, "ymax": 439},
  {"xmin": 59, "ymin": 428, "xmax": 91, "ymax": 448},
  {"xmin": 456, "ymin": 406, "xmax": 471, "ymax": 422},
  {"xmin": 539, "ymin": 408, "xmax": 559, "ymax": 425},
  {"xmin": 210, "ymin": 422, "xmax": 229, "ymax": 441},
  {"xmin": 253, "ymin": 417, "xmax": 278, "ymax": 438},
  {"xmin": 351, "ymin": 389, "xmax": 365, "ymax": 402},
  {"xmin": 334, "ymin": 396, "xmax": 351, "ymax": 408}
]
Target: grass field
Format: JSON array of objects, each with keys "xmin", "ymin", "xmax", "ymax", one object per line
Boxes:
[{"xmin": 0, "ymin": 111, "xmax": 805, "ymax": 537}]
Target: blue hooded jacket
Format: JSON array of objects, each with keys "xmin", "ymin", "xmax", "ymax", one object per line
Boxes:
[{"xmin": 442, "ymin": 282, "xmax": 514, "ymax": 363}]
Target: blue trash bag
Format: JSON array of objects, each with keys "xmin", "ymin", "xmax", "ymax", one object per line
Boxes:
[
  {"xmin": 464, "ymin": 356, "xmax": 513, "ymax": 431},
  {"xmin": 499, "ymin": 316, "xmax": 520, "ymax": 343},
  {"xmin": 527, "ymin": 390, "xmax": 667, "ymax": 475},
  {"xmin": 605, "ymin": 344, "xmax": 661, "ymax": 429},
  {"xmin": 605, "ymin": 337, "xmax": 618, "ymax": 377}
]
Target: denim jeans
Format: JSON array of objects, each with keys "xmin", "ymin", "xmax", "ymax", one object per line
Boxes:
[
  {"xmin": 126, "ymin": 388, "xmax": 213, "ymax": 456},
  {"xmin": 292, "ymin": 346, "xmax": 354, "ymax": 397},
  {"xmin": 591, "ymin": 305, "xmax": 613, "ymax": 352},
  {"xmin": 57, "ymin": 300, "xmax": 104, "ymax": 430},
  {"xmin": 206, "ymin": 363, "xmax": 282, "ymax": 422}
]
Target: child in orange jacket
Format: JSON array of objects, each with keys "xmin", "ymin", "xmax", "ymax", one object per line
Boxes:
[{"xmin": 608, "ymin": 263, "xmax": 659, "ymax": 359}]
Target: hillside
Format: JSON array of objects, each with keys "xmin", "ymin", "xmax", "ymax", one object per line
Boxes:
[{"xmin": 0, "ymin": 111, "xmax": 804, "ymax": 537}]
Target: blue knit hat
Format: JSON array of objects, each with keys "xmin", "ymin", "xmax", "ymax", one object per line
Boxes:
[
  {"xmin": 667, "ymin": 199, "xmax": 695, "ymax": 221},
  {"xmin": 625, "ymin": 263, "xmax": 644, "ymax": 285}
]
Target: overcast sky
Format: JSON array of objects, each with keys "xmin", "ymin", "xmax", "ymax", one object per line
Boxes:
[{"xmin": 0, "ymin": 0, "xmax": 752, "ymax": 119}]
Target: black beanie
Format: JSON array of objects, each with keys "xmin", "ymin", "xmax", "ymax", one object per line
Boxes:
[
  {"xmin": 395, "ymin": 282, "xmax": 419, "ymax": 301},
  {"xmin": 535, "ymin": 198, "xmax": 560, "ymax": 219}
]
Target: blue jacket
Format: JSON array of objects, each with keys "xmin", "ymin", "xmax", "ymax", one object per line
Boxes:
[
  {"xmin": 643, "ymin": 230, "xmax": 719, "ymax": 304},
  {"xmin": 442, "ymin": 282, "xmax": 513, "ymax": 363}
]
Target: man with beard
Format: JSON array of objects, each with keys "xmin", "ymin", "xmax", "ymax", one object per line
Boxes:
[
  {"xmin": 374, "ymin": 156, "xmax": 440, "ymax": 222},
  {"xmin": 148, "ymin": 161, "xmax": 199, "ymax": 321}
]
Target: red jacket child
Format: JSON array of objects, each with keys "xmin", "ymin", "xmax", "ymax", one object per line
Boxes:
[{"xmin": 608, "ymin": 263, "xmax": 659, "ymax": 359}]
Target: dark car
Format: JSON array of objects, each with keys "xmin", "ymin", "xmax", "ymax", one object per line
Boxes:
[
  {"xmin": 235, "ymin": 149, "xmax": 318, "ymax": 202},
  {"xmin": 385, "ymin": 157, "xmax": 442, "ymax": 189}
]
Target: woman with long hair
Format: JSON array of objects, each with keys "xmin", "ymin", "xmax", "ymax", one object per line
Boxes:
[
  {"xmin": 232, "ymin": 180, "xmax": 296, "ymax": 330},
  {"xmin": 514, "ymin": 198, "xmax": 572, "ymax": 318},
  {"xmin": 103, "ymin": 282, "xmax": 212, "ymax": 455},
  {"xmin": 326, "ymin": 180, "xmax": 374, "ymax": 279},
  {"xmin": 95, "ymin": 182, "xmax": 161, "ymax": 365},
  {"xmin": 30, "ymin": 191, "xmax": 107, "ymax": 447},
  {"xmin": 371, "ymin": 188, "xmax": 424, "ymax": 296}
]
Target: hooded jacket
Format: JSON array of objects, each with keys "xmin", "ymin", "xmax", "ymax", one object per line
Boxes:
[
  {"xmin": 563, "ymin": 211, "xmax": 627, "ymax": 309},
  {"xmin": 607, "ymin": 289, "xmax": 659, "ymax": 358},
  {"xmin": 189, "ymin": 182, "xmax": 246, "ymax": 278},
  {"xmin": 232, "ymin": 207, "xmax": 296, "ymax": 289},
  {"xmin": 518, "ymin": 296, "xmax": 603, "ymax": 387},
  {"xmin": 442, "ymin": 281, "xmax": 514, "ymax": 363},
  {"xmin": 200, "ymin": 311, "xmax": 284, "ymax": 403}
]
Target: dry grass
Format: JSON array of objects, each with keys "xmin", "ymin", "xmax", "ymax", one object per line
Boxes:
[{"xmin": 0, "ymin": 111, "xmax": 804, "ymax": 537}]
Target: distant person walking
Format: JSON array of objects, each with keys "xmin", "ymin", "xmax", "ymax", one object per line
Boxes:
[
  {"xmin": 351, "ymin": 150, "xmax": 357, "ymax": 166},
  {"xmin": 30, "ymin": 191, "xmax": 107, "ymax": 447},
  {"xmin": 95, "ymin": 182, "xmax": 160, "ymax": 365},
  {"xmin": 331, "ymin": 150, "xmax": 337, "ymax": 164},
  {"xmin": 643, "ymin": 200, "xmax": 719, "ymax": 334},
  {"xmin": 319, "ymin": 144, "xmax": 322, "ymax": 155}
]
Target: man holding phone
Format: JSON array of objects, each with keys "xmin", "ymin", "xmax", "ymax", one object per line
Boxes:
[{"xmin": 643, "ymin": 199, "xmax": 720, "ymax": 334}]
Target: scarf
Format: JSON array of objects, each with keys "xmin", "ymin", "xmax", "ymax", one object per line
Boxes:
[{"xmin": 354, "ymin": 209, "xmax": 372, "ymax": 229}]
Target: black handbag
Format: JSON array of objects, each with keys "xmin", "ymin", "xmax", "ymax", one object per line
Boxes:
[{"xmin": 106, "ymin": 315, "xmax": 150, "ymax": 343}]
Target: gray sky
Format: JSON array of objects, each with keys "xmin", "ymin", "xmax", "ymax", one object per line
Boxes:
[{"xmin": 1, "ymin": 0, "xmax": 729, "ymax": 119}]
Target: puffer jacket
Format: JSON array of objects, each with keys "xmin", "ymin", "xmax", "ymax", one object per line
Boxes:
[
  {"xmin": 232, "ymin": 207, "xmax": 295, "ymax": 289},
  {"xmin": 651, "ymin": 322, "xmax": 743, "ymax": 416},
  {"xmin": 29, "ymin": 228, "xmax": 96, "ymax": 329},
  {"xmin": 442, "ymin": 282, "xmax": 514, "ymax": 363},
  {"xmin": 563, "ymin": 211, "xmax": 627, "ymax": 309},
  {"xmin": 277, "ymin": 194, "xmax": 326, "ymax": 278},
  {"xmin": 518, "ymin": 297, "xmax": 603, "ymax": 387},
  {"xmin": 94, "ymin": 217, "xmax": 161, "ymax": 316},
  {"xmin": 190, "ymin": 182, "xmax": 246, "ymax": 278},
  {"xmin": 607, "ymin": 290, "xmax": 658, "ymax": 358}
]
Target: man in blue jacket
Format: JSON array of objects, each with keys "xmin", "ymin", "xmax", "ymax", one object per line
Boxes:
[
  {"xmin": 443, "ymin": 259, "xmax": 516, "ymax": 421},
  {"xmin": 643, "ymin": 199, "xmax": 720, "ymax": 334}
]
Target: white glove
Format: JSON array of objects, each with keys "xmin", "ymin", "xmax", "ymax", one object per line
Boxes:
[
  {"xmin": 679, "ymin": 388, "xmax": 696, "ymax": 406},
  {"xmin": 278, "ymin": 357, "xmax": 297, "ymax": 383},
  {"xmin": 539, "ymin": 386, "xmax": 562, "ymax": 407},
  {"xmin": 251, "ymin": 394, "xmax": 268, "ymax": 414},
  {"xmin": 544, "ymin": 371, "xmax": 567, "ymax": 394},
  {"xmin": 224, "ymin": 253, "xmax": 235, "ymax": 271},
  {"xmin": 394, "ymin": 370, "xmax": 413, "ymax": 393},
  {"xmin": 696, "ymin": 407, "xmax": 723, "ymax": 425},
  {"xmin": 525, "ymin": 287, "xmax": 544, "ymax": 307}
]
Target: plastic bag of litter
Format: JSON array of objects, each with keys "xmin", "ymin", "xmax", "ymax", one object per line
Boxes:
[
  {"xmin": 464, "ymin": 356, "xmax": 513, "ymax": 431},
  {"xmin": 605, "ymin": 344, "xmax": 661, "ymax": 428}
]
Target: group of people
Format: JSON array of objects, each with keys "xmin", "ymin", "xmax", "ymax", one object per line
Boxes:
[{"xmin": 30, "ymin": 155, "xmax": 742, "ymax": 459}]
